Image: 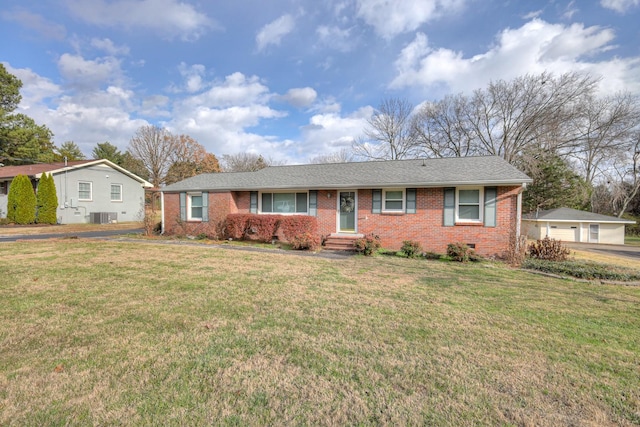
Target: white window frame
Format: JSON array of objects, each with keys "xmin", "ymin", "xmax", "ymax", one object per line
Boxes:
[
  {"xmin": 110, "ymin": 184, "xmax": 123, "ymax": 202},
  {"xmin": 455, "ymin": 187, "xmax": 483, "ymax": 223},
  {"xmin": 382, "ymin": 188, "xmax": 405, "ymax": 213},
  {"xmin": 78, "ymin": 181, "xmax": 92, "ymax": 201},
  {"xmin": 259, "ymin": 191, "xmax": 309, "ymax": 214},
  {"xmin": 187, "ymin": 192, "xmax": 203, "ymax": 221}
]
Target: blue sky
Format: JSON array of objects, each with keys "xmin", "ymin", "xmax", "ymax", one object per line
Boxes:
[{"xmin": 1, "ymin": 0, "xmax": 639, "ymax": 164}]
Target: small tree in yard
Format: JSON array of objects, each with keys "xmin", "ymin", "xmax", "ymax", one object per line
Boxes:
[
  {"xmin": 7, "ymin": 174, "xmax": 36, "ymax": 224},
  {"xmin": 36, "ymin": 173, "xmax": 58, "ymax": 224}
]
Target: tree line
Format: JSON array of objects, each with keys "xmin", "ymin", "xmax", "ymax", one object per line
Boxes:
[
  {"xmin": 353, "ymin": 72, "xmax": 640, "ymax": 217},
  {"xmin": 3, "ymin": 62, "xmax": 639, "ymax": 218}
]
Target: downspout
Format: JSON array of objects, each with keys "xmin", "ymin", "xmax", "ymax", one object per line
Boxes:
[
  {"xmin": 160, "ymin": 191, "xmax": 165, "ymax": 235},
  {"xmin": 516, "ymin": 186, "xmax": 523, "ymax": 250}
]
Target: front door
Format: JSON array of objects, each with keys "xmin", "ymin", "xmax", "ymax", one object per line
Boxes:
[{"xmin": 339, "ymin": 191, "xmax": 356, "ymax": 232}]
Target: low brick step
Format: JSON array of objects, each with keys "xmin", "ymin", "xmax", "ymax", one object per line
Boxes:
[{"xmin": 323, "ymin": 234, "xmax": 363, "ymax": 251}]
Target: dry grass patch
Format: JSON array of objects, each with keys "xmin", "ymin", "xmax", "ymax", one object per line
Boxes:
[{"xmin": 1, "ymin": 240, "xmax": 639, "ymax": 425}]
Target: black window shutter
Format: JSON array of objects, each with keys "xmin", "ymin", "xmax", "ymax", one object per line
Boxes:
[
  {"xmin": 250, "ymin": 191, "xmax": 258, "ymax": 213},
  {"xmin": 179, "ymin": 192, "xmax": 186, "ymax": 221},
  {"xmin": 309, "ymin": 190, "xmax": 318, "ymax": 216},
  {"xmin": 406, "ymin": 188, "xmax": 416, "ymax": 213},
  {"xmin": 443, "ymin": 188, "xmax": 455, "ymax": 226},
  {"xmin": 372, "ymin": 189, "xmax": 381, "ymax": 213}
]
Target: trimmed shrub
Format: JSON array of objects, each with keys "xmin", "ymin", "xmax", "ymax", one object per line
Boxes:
[
  {"xmin": 290, "ymin": 232, "xmax": 321, "ymax": 250},
  {"xmin": 36, "ymin": 173, "xmax": 58, "ymax": 224},
  {"xmin": 447, "ymin": 242, "xmax": 471, "ymax": 262},
  {"xmin": 246, "ymin": 214, "xmax": 281, "ymax": 243},
  {"xmin": 279, "ymin": 216, "xmax": 318, "ymax": 240},
  {"xmin": 527, "ymin": 237, "xmax": 570, "ymax": 261},
  {"xmin": 7, "ymin": 175, "xmax": 36, "ymax": 224},
  {"xmin": 354, "ymin": 233, "xmax": 381, "ymax": 256},
  {"xmin": 224, "ymin": 213, "xmax": 281, "ymax": 243},
  {"xmin": 225, "ymin": 213, "xmax": 253, "ymax": 240},
  {"xmin": 400, "ymin": 240, "xmax": 422, "ymax": 258}
]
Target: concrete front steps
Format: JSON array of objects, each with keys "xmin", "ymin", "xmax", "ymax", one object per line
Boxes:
[{"xmin": 323, "ymin": 233, "xmax": 363, "ymax": 251}]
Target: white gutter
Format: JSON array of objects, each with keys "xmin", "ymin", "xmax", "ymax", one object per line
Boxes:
[
  {"xmin": 516, "ymin": 188, "xmax": 523, "ymax": 249},
  {"xmin": 160, "ymin": 191, "xmax": 165, "ymax": 235}
]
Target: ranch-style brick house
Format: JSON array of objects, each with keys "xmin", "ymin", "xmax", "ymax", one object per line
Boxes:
[{"xmin": 161, "ymin": 156, "xmax": 532, "ymax": 256}]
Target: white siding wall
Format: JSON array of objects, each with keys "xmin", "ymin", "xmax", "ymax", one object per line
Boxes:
[{"xmin": 52, "ymin": 164, "xmax": 145, "ymax": 224}]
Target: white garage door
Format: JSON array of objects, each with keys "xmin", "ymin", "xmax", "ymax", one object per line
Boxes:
[{"xmin": 548, "ymin": 224, "xmax": 579, "ymax": 242}]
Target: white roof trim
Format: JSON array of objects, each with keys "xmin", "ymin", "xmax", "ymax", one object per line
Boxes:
[{"xmin": 35, "ymin": 159, "xmax": 153, "ymax": 188}]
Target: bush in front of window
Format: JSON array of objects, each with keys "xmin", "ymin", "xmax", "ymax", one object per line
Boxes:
[
  {"xmin": 247, "ymin": 214, "xmax": 280, "ymax": 242},
  {"xmin": 400, "ymin": 240, "xmax": 423, "ymax": 258},
  {"xmin": 225, "ymin": 214, "xmax": 253, "ymax": 240},
  {"xmin": 224, "ymin": 213, "xmax": 281, "ymax": 243},
  {"xmin": 279, "ymin": 216, "xmax": 318, "ymax": 241},
  {"xmin": 354, "ymin": 234, "xmax": 381, "ymax": 256}
]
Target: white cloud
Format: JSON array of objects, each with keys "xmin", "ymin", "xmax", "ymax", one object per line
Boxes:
[
  {"xmin": 57, "ymin": 53, "xmax": 124, "ymax": 89},
  {"xmin": 256, "ymin": 14, "xmax": 295, "ymax": 51},
  {"xmin": 90, "ymin": 38, "xmax": 130, "ymax": 56},
  {"xmin": 356, "ymin": 0, "xmax": 465, "ymax": 39},
  {"xmin": 316, "ymin": 25, "xmax": 356, "ymax": 52},
  {"xmin": 4, "ymin": 64, "xmax": 62, "ymax": 109},
  {"xmin": 175, "ymin": 62, "xmax": 207, "ymax": 93},
  {"xmin": 600, "ymin": 0, "xmax": 640, "ymax": 12},
  {"xmin": 280, "ymin": 87, "xmax": 317, "ymax": 108},
  {"xmin": 64, "ymin": 0, "xmax": 215, "ymax": 41},
  {"xmin": 390, "ymin": 19, "xmax": 640, "ymax": 95},
  {"xmin": 185, "ymin": 72, "xmax": 272, "ymax": 108},
  {"xmin": 297, "ymin": 106, "xmax": 373, "ymax": 160},
  {"xmin": 1, "ymin": 8, "xmax": 66, "ymax": 40}
]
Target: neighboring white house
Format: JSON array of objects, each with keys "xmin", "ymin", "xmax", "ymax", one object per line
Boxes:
[
  {"xmin": 522, "ymin": 207, "xmax": 636, "ymax": 245},
  {"xmin": 0, "ymin": 159, "xmax": 153, "ymax": 224}
]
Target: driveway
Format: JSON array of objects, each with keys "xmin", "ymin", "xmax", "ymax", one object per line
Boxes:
[
  {"xmin": 566, "ymin": 242, "xmax": 640, "ymax": 261},
  {"xmin": 0, "ymin": 228, "xmax": 143, "ymax": 242}
]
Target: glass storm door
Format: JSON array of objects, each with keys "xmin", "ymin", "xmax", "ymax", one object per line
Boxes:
[
  {"xmin": 339, "ymin": 191, "xmax": 356, "ymax": 232},
  {"xmin": 589, "ymin": 224, "xmax": 599, "ymax": 243}
]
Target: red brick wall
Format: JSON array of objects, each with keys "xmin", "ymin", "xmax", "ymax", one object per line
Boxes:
[
  {"xmin": 163, "ymin": 186, "xmax": 522, "ymax": 256},
  {"xmin": 353, "ymin": 187, "xmax": 520, "ymax": 256},
  {"xmin": 163, "ymin": 191, "xmax": 238, "ymax": 238}
]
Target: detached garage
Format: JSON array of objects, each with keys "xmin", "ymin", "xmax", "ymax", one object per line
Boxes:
[{"xmin": 522, "ymin": 207, "xmax": 636, "ymax": 245}]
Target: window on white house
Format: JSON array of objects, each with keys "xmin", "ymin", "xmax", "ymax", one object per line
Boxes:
[
  {"xmin": 78, "ymin": 182, "xmax": 92, "ymax": 201},
  {"xmin": 189, "ymin": 194, "xmax": 203, "ymax": 220},
  {"xmin": 0, "ymin": 181, "xmax": 8, "ymax": 195},
  {"xmin": 110, "ymin": 184, "xmax": 122, "ymax": 201},
  {"xmin": 456, "ymin": 188, "xmax": 482, "ymax": 222},
  {"xmin": 261, "ymin": 192, "xmax": 308, "ymax": 213},
  {"xmin": 383, "ymin": 189, "xmax": 404, "ymax": 212}
]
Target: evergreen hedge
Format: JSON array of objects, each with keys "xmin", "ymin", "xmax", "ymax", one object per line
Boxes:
[
  {"xmin": 7, "ymin": 174, "xmax": 36, "ymax": 224},
  {"xmin": 36, "ymin": 173, "xmax": 58, "ymax": 224}
]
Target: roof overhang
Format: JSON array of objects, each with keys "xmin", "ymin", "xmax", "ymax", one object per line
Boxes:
[
  {"xmin": 35, "ymin": 159, "xmax": 153, "ymax": 188},
  {"xmin": 522, "ymin": 218, "xmax": 636, "ymax": 224}
]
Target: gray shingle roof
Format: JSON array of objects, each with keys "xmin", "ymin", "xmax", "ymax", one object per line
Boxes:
[
  {"xmin": 162, "ymin": 156, "xmax": 532, "ymax": 192},
  {"xmin": 523, "ymin": 207, "xmax": 636, "ymax": 224}
]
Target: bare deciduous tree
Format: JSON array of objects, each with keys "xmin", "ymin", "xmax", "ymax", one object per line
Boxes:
[
  {"xmin": 412, "ymin": 72, "xmax": 600, "ymax": 164},
  {"xmin": 221, "ymin": 153, "xmax": 271, "ymax": 172},
  {"xmin": 412, "ymin": 94, "xmax": 477, "ymax": 158},
  {"xmin": 128, "ymin": 125, "xmax": 177, "ymax": 187},
  {"xmin": 353, "ymin": 98, "xmax": 418, "ymax": 160},
  {"xmin": 567, "ymin": 92, "xmax": 640, "ymax": 184},
  {"xmin": 308, "ymin": 148, "xmax": 354, "ymax": 164}
]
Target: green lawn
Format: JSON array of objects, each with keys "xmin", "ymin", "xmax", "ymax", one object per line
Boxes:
[
  {"xmin": 1, "ymin": 240, "xmax": 639, "ymax": 426},
  {"xmin": 626, "ymin": 235, "xmax": 640, "ymax": 246}
]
